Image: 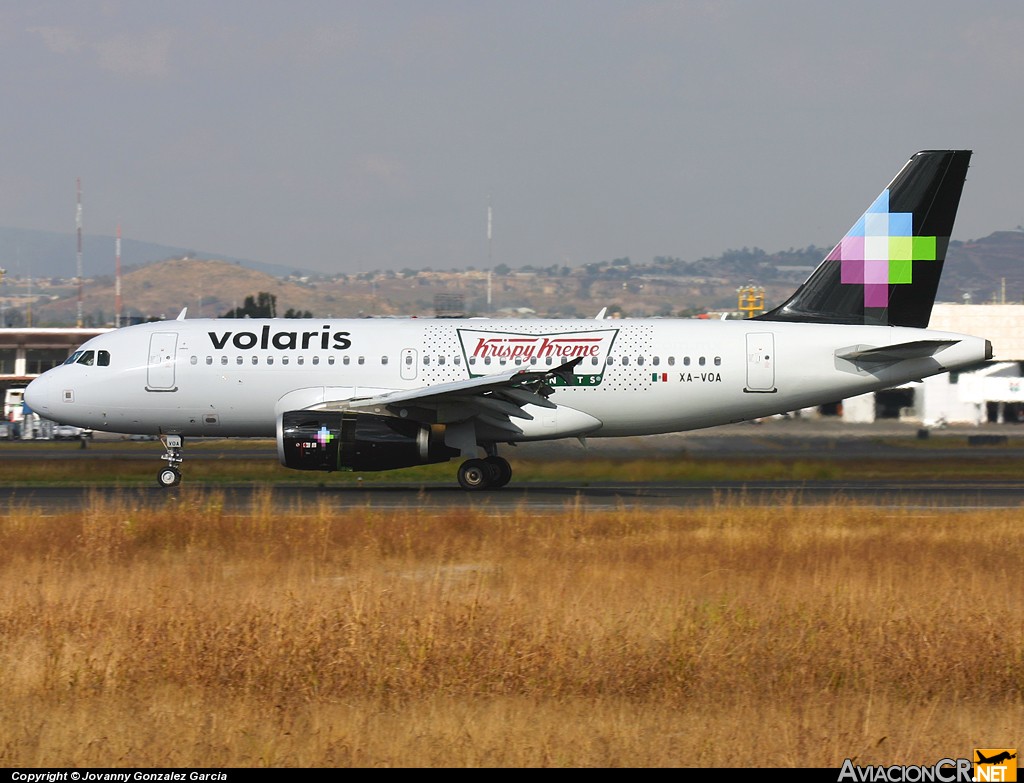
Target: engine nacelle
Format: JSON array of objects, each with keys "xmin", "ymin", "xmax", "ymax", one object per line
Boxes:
[{"xmin": 277, "ymin": 411, "xmax": 459, "ymax": 472}]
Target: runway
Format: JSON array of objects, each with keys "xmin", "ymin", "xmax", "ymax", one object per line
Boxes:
[
  {"xmin": 4, "ymin": 477, "xmax": 1024, "ymax": 513},
  {"xmin": 3, "ymin": 419, "xmax": 1024, "ymax": 511}
]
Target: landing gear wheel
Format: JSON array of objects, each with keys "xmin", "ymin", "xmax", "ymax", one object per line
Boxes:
[
  {"xmin": 484, "ymin": 456, "xmax": 512, "ymax": 488},
  {"xmin": 158, "ymin": 467, "xmax": 181, "ymax": 487},
  {"xmin": 158, "ymin": 434, "xmax": 184, "ymax": 488},
  {"xmin": 458, "ymin": 458, "xmax": 491, "ymax": 490}
]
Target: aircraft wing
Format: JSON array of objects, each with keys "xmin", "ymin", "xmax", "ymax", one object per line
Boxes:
[{"xmin": 309, "ymin": 357, "xmax": 583, "ymax": 433}]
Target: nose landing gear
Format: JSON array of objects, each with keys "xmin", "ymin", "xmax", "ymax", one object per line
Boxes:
[{"xmin": 157, "ymin": 434, "xmax": 183, "ymax": 487}]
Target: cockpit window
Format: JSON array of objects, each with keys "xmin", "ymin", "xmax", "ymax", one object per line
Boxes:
[{"xmin": 64, "ymin": 349, "xmax": 110, "ymax": 367}]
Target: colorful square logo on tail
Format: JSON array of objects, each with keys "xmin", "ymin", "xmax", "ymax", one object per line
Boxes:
[
  {"xmin": 974, "ymin": 749, "xmax": 1017, "ymax": 782},
  {"xmin": 828, "ymin": 189, "xmax": 937, "ymax": 308}
]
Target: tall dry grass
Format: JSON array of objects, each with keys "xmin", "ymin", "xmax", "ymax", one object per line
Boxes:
[{"xmin": 0, "ymin": 488, "xmax": 1020, "ymax": 767}]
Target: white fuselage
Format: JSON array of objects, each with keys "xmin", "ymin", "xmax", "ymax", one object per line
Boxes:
[{"xmin": 24, "ymin": 316, "xmax": 990, "ymax": 441}]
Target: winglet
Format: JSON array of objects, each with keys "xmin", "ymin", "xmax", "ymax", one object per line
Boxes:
[
  {"xmin": 549, "ymin": 357, "xmax": 583, "ymax": 385},
  {"xmin": 176, "ymin": 307, "xmax": 188, "ymax": 321}
]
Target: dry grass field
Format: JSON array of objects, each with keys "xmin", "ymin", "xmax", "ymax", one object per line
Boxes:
[{"xmin": 0, "ymin": 487, "xmax": 1020, "ymax": 768}]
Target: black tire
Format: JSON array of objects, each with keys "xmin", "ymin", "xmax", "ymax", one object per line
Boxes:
[
  {"xmin": 484, "ymin": 456, "xmax": 512, "ymax": 488},
  {"xmin": 158, "ymin": 467, "xmax": 181, "ymax": 488},
  {"xmin": 457, "ymin": 458, "xmax": 491, "ymax": 490}
]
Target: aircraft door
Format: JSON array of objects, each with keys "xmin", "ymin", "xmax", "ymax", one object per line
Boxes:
[
  {"xmin": 744, "ymin": 332, "xmax": 776, "ymax": 393},
  {"xmin": 147, "ymin": 332, "xmax": 179, "ymax": 391},
  {"xmin": 400, "ymin": 349, "xmax": 418, "ymax": 381}
]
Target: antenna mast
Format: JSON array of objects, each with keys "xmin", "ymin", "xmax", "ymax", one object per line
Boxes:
[
  {"xmin": 115, "ymin": 223, "xmax": 122, "ymax": 327},
  {"xmin": 76, "ymin": 178, "xmax": 83, "ymax": 328},
  {"xmin": 486, "ymin": 198, "xmax": 493, "ymax": 312}
]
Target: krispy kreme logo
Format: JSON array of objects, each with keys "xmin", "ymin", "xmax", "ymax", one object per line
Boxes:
[{"xmin": 457, "ymin": 328, "xmax": 618, "ymax": 380}]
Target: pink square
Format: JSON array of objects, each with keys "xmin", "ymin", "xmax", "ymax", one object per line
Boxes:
[
  {"xmin": 864, "ymin": 284, "xmax": 890, "ymax": 308},
  {"xmin": 841, "ymin": 259, "xmax": 864, "ymax": 284},
  {"xmin": 840, "ymin": 236, "xmax": 864, "ymax": 260},
  {"xmin": 864, "ymin": 259, "xmax": 889, "ymax": 284}
]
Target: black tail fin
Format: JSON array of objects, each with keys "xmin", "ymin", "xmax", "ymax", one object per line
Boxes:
[{"xmin": 757, "ymin": 150, "xmax": 972, "ymax": 328}]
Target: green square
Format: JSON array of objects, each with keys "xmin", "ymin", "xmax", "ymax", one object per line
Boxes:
[
  {"xmin": 889, "ymin": 259, "xmax": 913, "ymax": 283},
  {"xmin": 889, "ymin": 236, "xmax": 913, "ymax": 261},
  {"xmin": 913, "ymin": 235, "xmax": 936, "ymax": 261}
]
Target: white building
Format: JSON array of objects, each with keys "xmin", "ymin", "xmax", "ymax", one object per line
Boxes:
[{"xmin": 838, "ymin": 303, "xmax": 1024, "ymax": 426}]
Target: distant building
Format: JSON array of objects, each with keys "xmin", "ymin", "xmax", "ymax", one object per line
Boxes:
[{"xmin": 833, "ymin": 303, "xmax": 1024, "ymax": 425}]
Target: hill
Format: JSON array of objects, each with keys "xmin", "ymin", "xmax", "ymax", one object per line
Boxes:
[
  {"xmin": 5, "ymin": 230, "xmax": 1024, "ymax": 327},
  {"xmin": 0, "ymin": 226, "xmax": 308, "ymax": 279}
]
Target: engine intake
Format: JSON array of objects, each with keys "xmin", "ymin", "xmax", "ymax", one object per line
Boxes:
[{"xmin": 278, "ymin": 411, "xmax": 459, "ymax": 472}]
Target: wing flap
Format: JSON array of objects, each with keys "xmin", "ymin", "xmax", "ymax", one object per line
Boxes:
[{"xmin": 309, "ymin": 358, "xmax": 583, "ymax": 432}]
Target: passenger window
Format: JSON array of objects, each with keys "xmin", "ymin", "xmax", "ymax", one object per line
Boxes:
[
  {"xmin": 206, "ymin": 357, "xmax": 213, "ymax": 365},
  {"xmin": 252, "ymin": 356, "xmax": 258, "ymax": 365},
  {"xmin": 699, "ymin": 356, "xmax": 706, "ymax": 366},
  {"xmin": 668, "ymin": 357, "xmax": 675, "ymax": 366},
  {"xmin": 220, "ymin": 356, "xmax": 228, "ymax": 365},
  {"xmin": 267, "ymin": 357, "xmax": 274, "ymax": 365},
  {"xmin": 297, "ymin": 357, "xmax": 304, "ymax": 365},
  {"xmin": 652, "ymin": 356, "xmax": 660, "ymax": 366},
  {"xmin": 282, "ymin": 357, "xmax": 289, "ymax": 365},
  {"xmin": 622, "ymin": 356, "xmax": 630, "ymax": 366},
  {"xmin": 343, "ymin": 356, "xmax": 350, "ymax": 365},
  {"xmin": 381, "ymin": 356, "xmax": 388, "ymax": 365},
  {"xmin": 424, "ymin": 356, "xmax": 431, "ymax": 366},
  {"xmin": 190, "ymin": 356, "xmax": 198, "ymax": 365},
  {"xmin": 438, "ymin": 356, "xmax": 446, "ymax": 366},
  {"xmin": 637, "ymin": 356, "xmax": 645, "ymax": 366},
  {"xmin": 328, "ymin": 356, "xmax": 335, "ymax": 365},
  {"xmin": 714, "ymin": 357, "xmax": 721, "ymax": 366},
  {"xmin": 683, "ymin": 357, "xmax": 691, "ymax": 366},
  {"xmin": 312, "ymin": 356, "xmax": 320, "ymax": 365},
  {"xmin": 357, "ymin": 356, "xmax": 365, "ymax": 365},
  {"xmin": 236, "ymin": 356, "xmax": 243, "ymax": 365},
  {"xmin": 454, "ymin": 357, "xmax": 461, "ymax": 366}
]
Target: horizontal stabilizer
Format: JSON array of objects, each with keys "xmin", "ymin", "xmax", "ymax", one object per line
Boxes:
[{"xmin": 836, "ymin": 339, "xmax": 958, "ymax": 364}]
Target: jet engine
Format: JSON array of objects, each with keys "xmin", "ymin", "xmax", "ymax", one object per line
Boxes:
[{"xmin": 277, "ymin": 411, "xmax": 459, "ymax": 472}]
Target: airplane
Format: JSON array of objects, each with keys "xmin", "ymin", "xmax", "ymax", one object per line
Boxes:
[
  {"xmin": 24, "ymin": 149, "xmax": 992, "ymax": 490},
  {"xmin": 976, "ymin": 751, "xmax": 1017, "ymax": 765}
]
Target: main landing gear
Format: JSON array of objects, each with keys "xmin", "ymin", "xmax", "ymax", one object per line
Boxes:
[
  {"xmin": 457, "ymin": 455, "xmax": 512, "ymax": 491},
  {"xmin": 157, "ymin": 434, "xmax": 183, "ymax": 487}
]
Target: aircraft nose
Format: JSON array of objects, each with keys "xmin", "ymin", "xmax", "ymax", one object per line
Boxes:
[{"xmin": 24, "ymin": 373, "xmax": 57, "ymax": 419}]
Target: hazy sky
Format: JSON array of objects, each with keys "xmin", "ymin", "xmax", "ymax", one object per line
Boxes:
[{"xmin": 2, "ymin": 1, "xmax": 1023, "ymax": 276}]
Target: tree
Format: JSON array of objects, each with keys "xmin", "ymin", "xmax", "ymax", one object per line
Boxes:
[{"xmin": 222, "ymin": 292, "xmax": 276, "ymax": 318}]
